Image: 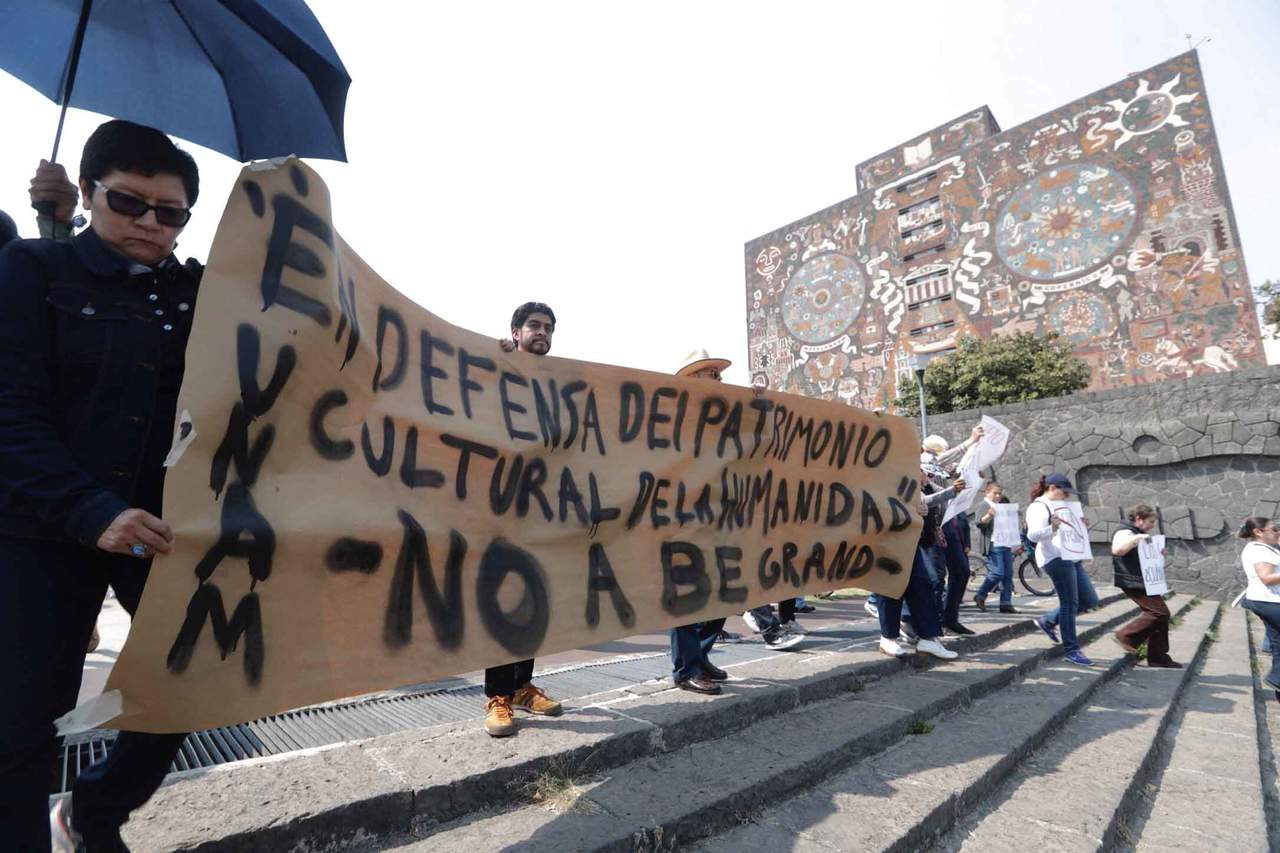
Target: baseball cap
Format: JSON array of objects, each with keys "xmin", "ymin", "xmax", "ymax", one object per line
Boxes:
[{"xmin": 1044, "ymin": 473, "xmax": 1075, "ymax": 493}]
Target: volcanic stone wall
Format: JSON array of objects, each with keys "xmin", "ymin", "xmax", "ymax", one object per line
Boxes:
[{"xmin": 921, "ymin": 365, "xmax": 1280, "ymax": 599}]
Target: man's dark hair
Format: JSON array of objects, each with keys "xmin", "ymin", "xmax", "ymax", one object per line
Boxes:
[
  {"xmin": 511, "ymin": 301, "xmax": 556, "ymax": 331},
  {"xmin": 80, "ymin": 120, "xmax": 200, "ymax": 207}
]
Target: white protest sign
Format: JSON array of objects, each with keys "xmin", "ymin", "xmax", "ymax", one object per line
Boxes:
[
  {"xmin": 1048, "ymin": 500, "xmax": 1092, "ymax": 561},
  {"xmin": 941, "ymin": 415, "xmax": 1010, "ymax": 525},
  {"xmin": 992, "ymin": 502, "xmax": 1021, "ymax": 549},
  {"xmin": 1138, "ymin": 534, "xmax": 1168, "ymax": 595}
]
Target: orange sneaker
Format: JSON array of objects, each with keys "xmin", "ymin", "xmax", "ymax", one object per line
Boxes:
[
  {"xmin": 484, "ymin": 696, "xmax": 517, "ymax": 737},
  {"xmin": 511, "ymin": 683, "xmax": 562, "ymax": 716}
]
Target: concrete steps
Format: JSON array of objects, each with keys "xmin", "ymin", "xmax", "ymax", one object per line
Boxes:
[
  {"xmin": 115, "ymin": 589, "xmax": 1279, "ymax": 853},
  {"xmin": 356, "ymin": 595, "xmax": 1167, "ymax": 852},
  {"xmin": 1246, "ymin": 610, "xmax": 1280, "ymax": 847},
  {"xmin": 1126, "ymin": 608, "xmax": 1269, "ymax": 852},
  {"xmin": 927, "ymin": 599, "xmax": 1219, "ymax": 851},
  {"xmin": 118, "ymin": 590, "xmax": 1129, "ymax": 851},
  {"xmin": 688, "ymin": 596, "xmax": 1212, "ymax": 853}
]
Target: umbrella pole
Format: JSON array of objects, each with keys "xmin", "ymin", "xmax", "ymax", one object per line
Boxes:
[
  {"xmin": 51, "ymin": 0, "xmax": 95, "ymax": 162},
  {"xmin": 35, "ymin": 0, "xmax": 94, "ymax": 218}
]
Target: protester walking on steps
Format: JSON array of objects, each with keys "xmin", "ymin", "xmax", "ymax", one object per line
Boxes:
[
  {"xmin": 877, "ymin": 473, "xmax": 962, "ymax": 661},
  {"xmin": 1238, "ymin": 517, "xmax": 1280, "ymax": 701},
  {"xmin": 974, "ymin": 482, "xmax": 1018, "ymax": 614},
  {"xmin": 867, "ymin": 425, "xmax": 984, "ymax": 623},
  {"xmin": 1026, "ymin": 473, "xmax": 1100, "ymax": 667},
  {"xmin": 1111, "ymin": 505, "xmax": 1181, "ymax": 668},
  {"xmin": 483, "ymin": 303, "xmax": 565, "ymax": 736}
]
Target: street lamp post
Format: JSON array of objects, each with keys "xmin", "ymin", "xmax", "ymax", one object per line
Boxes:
[{"xmin": 909, "ymin": 353, "xmax": 930, "ymax": 437}]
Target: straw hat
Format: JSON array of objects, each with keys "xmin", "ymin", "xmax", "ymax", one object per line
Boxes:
[{"xmin": 676, "ymin": 348, "xmax": 732, "ymax": 377}]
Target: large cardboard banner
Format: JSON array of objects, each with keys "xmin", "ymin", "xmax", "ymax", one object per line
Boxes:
[{"xmin": 75, "ymin": 162, "xmax": 921, "ymax": 734}]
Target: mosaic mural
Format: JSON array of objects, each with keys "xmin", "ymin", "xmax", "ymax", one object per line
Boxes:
[{"xmin": 745, "ymin": 52, "xmax": 1263, "ymax": 410}]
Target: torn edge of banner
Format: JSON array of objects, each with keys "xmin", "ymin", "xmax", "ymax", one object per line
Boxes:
[{"xmin": 55, "ymin": 690, "xmax": 123, "ymax": 735}]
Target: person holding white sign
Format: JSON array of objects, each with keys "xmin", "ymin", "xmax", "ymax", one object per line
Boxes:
[
  {"xmin": 1110, "ymin": 505, "xmax": 1181, "ymax": 668},
  {"xmin": 1238, "ymin": 517, "xmax": 1280, "ymax": 699},
  {"xmin": 973, "ymin": 483, "xmax": 1020, "ymax": 614},
  {"xmin": 1026, "ymin": 474, "xmax": 1100, "ymax": 667}
]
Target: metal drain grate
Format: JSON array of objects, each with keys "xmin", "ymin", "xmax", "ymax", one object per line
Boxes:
[{"xmin": 53, "ymin": 622, "xmax": 879, "ymax": 794}]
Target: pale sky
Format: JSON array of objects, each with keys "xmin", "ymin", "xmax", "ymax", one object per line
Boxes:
[{"xmin": 2, "ymin": 0, "xmax": 1277, "ymax": 385}]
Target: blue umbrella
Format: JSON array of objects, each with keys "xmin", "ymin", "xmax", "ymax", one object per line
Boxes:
[{"xmin": 0, "ymin": 0, "xmax": 351, "ymax": 165}]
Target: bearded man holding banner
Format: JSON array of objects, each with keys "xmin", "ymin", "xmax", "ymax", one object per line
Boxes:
[
  {"xmin": 0, "ymin": 120, "xmax": 201, "ymax": 852},
  {"xmin": 483, "ymin": 302, "xmax": 566, "ymax": 737}
]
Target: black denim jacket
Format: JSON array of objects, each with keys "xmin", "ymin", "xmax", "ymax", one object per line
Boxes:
[{"xmin": 0, "ymin": 229, "xmax": 201, "ymax": 547}]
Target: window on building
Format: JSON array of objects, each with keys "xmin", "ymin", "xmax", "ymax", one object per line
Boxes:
[
  {"xmin": 907, "ymin": 293, "xmax": 953, "ymax": 312},
  {"xmin": 909, "ymin": 320, "xmax": 956, "ymax": 338},
  {"xmin": 902, "ymin": 244, "xmax": 947, "ymax": 264}
]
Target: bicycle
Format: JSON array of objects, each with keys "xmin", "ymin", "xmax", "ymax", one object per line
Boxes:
[
  {"xmin": 1017, "ymin": 553, "xmax": 1054, "ymax": 597},
  {"xmin": 967, "ymin": 551, "xmax": 1055, "ymax": 598}
]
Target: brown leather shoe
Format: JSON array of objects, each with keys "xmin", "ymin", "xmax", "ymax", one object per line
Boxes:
[
  {"xmin": 674, "ymin": 675, "xmax": 721, "ymax": 695},
  {"xmin": 700, "ymin": 661, "xmax": 729, "ymax": 682},
  {"xmin": 999, "ymin": 605, "xmax": 1019, "ymax": 614}
]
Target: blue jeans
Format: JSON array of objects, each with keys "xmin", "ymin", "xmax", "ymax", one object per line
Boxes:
[
  {"xmin": 941, "ymin": 522, "xmax": 972, "ymax": 624},
  {"xmin": 920, "ymin": 544, "xmax": 947, "ymax": 618},
  {"xmin": 878, "ymin": 548, "xmax": 944, "ymax": 641},
  {"xmin": 0, "ymin": 536, "xmax": 187, "ymax": 850},
  {"xmin": 670, "ymin": 617, "xmax": 726, "ymax": 679},
  {"xmin": 1043, "ymin": 559, "xmax": 1100, "ymax": 654},
  {"xmin": 976, "ymin": 547, "xmax": 1014, "ymax": 606},
  {"xmin": 1244, "ymin": 599, "xmax": 1280, "ymax": 689}
]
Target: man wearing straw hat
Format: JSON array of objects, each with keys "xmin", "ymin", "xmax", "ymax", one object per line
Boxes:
[{"xmin": 668, "ymin": 350, "xmax": 803, "ymax": 694}]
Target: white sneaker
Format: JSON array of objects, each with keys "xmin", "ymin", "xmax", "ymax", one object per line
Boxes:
[
  {"xmin": 864, "ymin": 600, "xmax": 879, "ymax": 618},
  {"xmin": 782, "ymin": 619, "xmax": 808, "ymax": 635},
  {"xmin": 765, "ymin": 629, "xmax": 804, "ymax": 650},
  {"xmin": 916, "ymin": 638, "xmax": 958, "ymax": 660},
  {"xmin": 897, "ymin": 632, "xmax": 918, "ymax": 646},
  {"xmin": 742, "ymin": 610, "xmax": 764, "ymax": 633},
  {"xmin": 879, "ymin": 637, "xmax": 910, "ymax": 658},
  {"xmin": 50, "ymin": 799, "xmax": 80, "ymax": 853}
]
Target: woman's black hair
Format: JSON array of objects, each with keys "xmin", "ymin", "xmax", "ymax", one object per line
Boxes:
[
  {"xmin": 80, "ymin": 120, "xmax": 199, "ymax": 206},
  {"xmin": 1240, "ymin": 517, "xmax": 1272, "ymax": 540}
]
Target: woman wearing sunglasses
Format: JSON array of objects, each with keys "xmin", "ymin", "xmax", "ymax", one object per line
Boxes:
[{"xmin": 0, "ymin": 119, "xmax": 202, "ymax": 851}]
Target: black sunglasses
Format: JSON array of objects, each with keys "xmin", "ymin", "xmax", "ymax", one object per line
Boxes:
[{"xmin": 94, "ymin": 181, "xmax": 191, "ymax": 227}]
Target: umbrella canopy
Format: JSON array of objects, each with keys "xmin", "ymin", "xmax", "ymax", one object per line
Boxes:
[{"xmin": 0, "ymin": 0, "xmax": 350, "ymax": 162}]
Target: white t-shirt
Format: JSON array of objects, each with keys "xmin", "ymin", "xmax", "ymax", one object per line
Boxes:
[
  {"xmin": 1024, "ymin": 499, "xmax": 1061, "ymax": 568},
  {"xmin": 1242, "ymin": 542, "xmax": 1280, "ymax": 604}
]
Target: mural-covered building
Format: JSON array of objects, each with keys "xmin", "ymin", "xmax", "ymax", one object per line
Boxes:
[{"xmin": 744, "ymin": 52, "xmax": 1263, "ymax": 410}]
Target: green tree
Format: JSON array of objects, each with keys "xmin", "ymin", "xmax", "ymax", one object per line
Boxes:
[
  {"xmin": 1253, "ymin": 278, "xmax": 1280, "ymax": 328},
  {"xmin": 894, "ymin": 333, "xmax": 1090, "ymax": 416}
]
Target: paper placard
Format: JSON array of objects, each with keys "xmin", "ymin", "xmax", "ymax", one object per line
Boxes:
[
  {"xmin": 1138, "ymin": 534, "xmax": 1168, "ymax": 595},
  {"xmin": 992, "ymin": 502, "xmax": 1021, "ymax": 549},
  {"xmin": 1048, "ymin": 500, "xmax": 1092, "ymax": 561},
  {"xmin": 941, "ymin": 415, "xmax": 1010, "ymax": 525}
]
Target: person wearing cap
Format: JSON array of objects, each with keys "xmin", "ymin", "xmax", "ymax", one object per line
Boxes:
[{"xmin": 1026, "ymin": 473, "xmax": 1100, "ymax": 666}]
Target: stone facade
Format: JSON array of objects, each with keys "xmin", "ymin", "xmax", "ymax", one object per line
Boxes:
[
  {"xmin": 920, "ymin": 365, "xmax": 1280, "ymax": 600},
  {"xmin": 745, "ymin": 51, "xmax": 1264, "ymax": 411}
]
